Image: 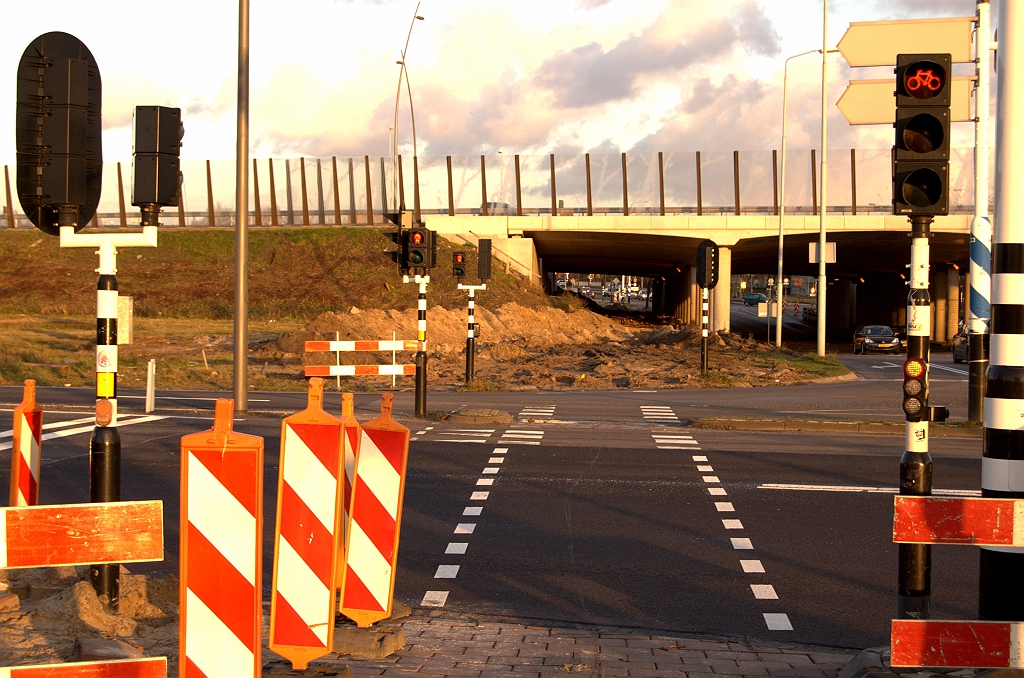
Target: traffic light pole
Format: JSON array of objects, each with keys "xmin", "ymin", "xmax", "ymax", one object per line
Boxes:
[
  {"xmin": 969, "ymin": 0, "xmax": 993, "ymax": 423},
  {"xmin": 979, "ymin": 0, "xmax": 1024, "ymax": 620},
  {"xmin": 898, "ymin": 214, "xmax": 933, "ymax": 621},
  {"xmin": 458, "ymin": 283, "xmax": 486, "ymax": 384},
  {"xmin": 701, "ymin": 286, "xmax": 710, "ymax": 374},
  {"xmin": 404, "ymin": 273, "xmax": 430, "ymax": 417}
]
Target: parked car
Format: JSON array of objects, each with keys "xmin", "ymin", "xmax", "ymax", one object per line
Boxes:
[
  {"xmin": 952, "ymin": 323, "xmax": 969, "ymax": 363},
  {"xmin": 853, "ymin": 325, "xmax": 901, "ymax": 354},
  {"xmin": 743, "ymin": 293, "xmax": 768, "ymax": 306}
]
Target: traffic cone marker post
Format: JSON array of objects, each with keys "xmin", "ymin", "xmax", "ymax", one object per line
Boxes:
[
  {"xmin": 9, "ymin": 379, "xmax": 43, "ymax": 507},
  {"xmin": 338, "ymin": 393, "xmax": 410, "ymax": 628},
  {"xmin": 269, "ymin": 378, "xmax": 345, "ymax": 671},
  {"xmin": 179, "ymin": 399, "xmax": 264, "ymax": 678}
]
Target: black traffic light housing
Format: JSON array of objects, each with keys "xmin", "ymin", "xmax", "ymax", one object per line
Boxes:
[
  {"xmin": 132, "ymin": 106, "xmax": 183, "ymax": 208},
  {"xmin": 15, "ymin": 32, "xmax": 103, "ymax": 235},
  {"xmin": 478, "ymin": 239, "xmax": 492, "ymax": 280},
  {"xmin": 453, "ymin": 252, "xmax": 466, "ymax": 278},
  {"xmin": 403, "ymin": 226, "xmax": 437, "ymax": 272},
  {"xmin": 902, "ymin": 358, "xmax": 928, "ymax": 422},
  {"xmin": 893, "ymin": 54, "xmax": 951, "ymax": 217},
  {"xmin": 696, "ymin": 239, "xmax": 719, "ymax": 289}
]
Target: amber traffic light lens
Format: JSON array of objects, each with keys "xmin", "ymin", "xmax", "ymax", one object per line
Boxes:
[
  {"xmin": 901, "ymin": 169, "xmax": 943, "ymax": 207},
  {"xmin": 902, "ymin": 114, "xmax": 945, "ymax": 154},
  {"xmin": 903, "ymin": 62, "xmax": 945, "ymax": 100},
  {"xmin": 904, "ymin": 359, "xmax": 925, "ymax": 379}
]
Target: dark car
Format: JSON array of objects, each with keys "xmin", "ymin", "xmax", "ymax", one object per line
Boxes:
[
  {"xmin": 853, "ymin": 325, "xmax": 901, "ymax": 354},
  {"xmin": 952, "ymin": 323, "xmax": 969, "ymax": 363},
  {"xmin": 743, "ymin": 293, "xmax": 768, "ymax": 306}
]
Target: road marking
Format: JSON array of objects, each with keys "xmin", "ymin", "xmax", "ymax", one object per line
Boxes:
[
  {"xmin": 702, "ymin": 475, "xmax": 720, "ymax": 483},
  {"xmin": 693, "ymin": 455, "xmax": 708, "ymax": 462},
  {"xmin": 452, "ymin": 429, "xmax": 496, "ymax": 433},
  {"xmin": 463, "ymin": 507, "xmax": 482, "ymax": 516},
  {"xmin": 642, "ymin": 405, "xmax": 679, "ymax": 422},
  {"xmin": 931, "ymin": 363, "xmax": 969, "ymax": 376},
  {"xmin": 764, "ymin": 613, "xmax": 793, "ymax": 631},
  {"xmin": 434, "ymin": 565, "xmax": 460, "ymax": 579},
  {"xmin": 697, "ymin": 465, "xmax": 714, "ymax": 472},
  {"xmin": 119, "ymin": 395, "xmax": 271, "ymax": 402},
  {"xmin": 470, "ymin": 491, "xmax": 489, "ymax": 500},
  {"xmin": 715, "ymin": 502, "xmax": 735, "ymax": 512},
  {"xmin": 722, "ymin": 519, "xmax": 744, "ymax": 529},
  {"xmin": 421, "ymin": 591, "xmax": 449, "ymax": 607},
  {"xmin": 501, "ymin": 429, "xmax": 544, "ymax": 445},
  {"xmin": 741, "ymin": 560, "xmax": 765, "ymax": 573},
  {"xmin": 759, "ymin": 483, "xmax": 981, "ymax": 496},
  {"xmin": 476, "ymin": 479, "xmax": 494, "ymax": 486},
  {"xmin": 709, "ymin": 487, "xmax": 728, "ymax": 496},
  {"xmin": 655, "ymin": 435, "xmax": 693, "ymax": 439},
  {"xmin": 493, "ymin": 448, "xmax": 508, "ymax": 454},
  {"xmin": 731, "ymin": 538, "xmax": 754, "ymax": 550},
  {"xmin": 0, "ymin": 415, "xmax": 96, "ymax": 440},
  {"xmin": 0, "ymin": 414, "xmax": 167, "ymax": 452},
  {"xmin": 415, "ymin": 430, "xmax": 427, "ymax": 435},
  {"xmin": 446, "ymin": 543, "xmax": 468, "ymax": 554},
  {"xmin": 482, "ymin": 467, "xmax": 500, "ymax": 474},
  {"xmin": 488, "ymin": 457, "xmax": 504, "ymax": 463},
  {"xmin": 436, "ymin": 439, "xmax": 491, "ymax": 443},
  {"xmin": 751, "ymin": 584, "xmax": 779, "ymax": 600},
  {"xmin": 454, "ymin": 523, "xmax": 476, "ymax": 534}
]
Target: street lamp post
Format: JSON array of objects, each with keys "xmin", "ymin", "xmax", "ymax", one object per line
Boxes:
[
  {"xmin": 392, "ymin": 4, "xmax": 424, "ymax": 216},
  {"xmin": 817, "ymin": 0, "xmax": 829, "ymax": 357}
]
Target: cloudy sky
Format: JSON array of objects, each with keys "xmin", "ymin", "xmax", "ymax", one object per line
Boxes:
[{"xmin": 1, "ymin": 0, "xmax": 982, "ymax": 167}]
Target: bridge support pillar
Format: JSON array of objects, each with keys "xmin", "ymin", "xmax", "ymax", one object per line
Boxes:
[
  {"xmin": 945, "ymin": 265, "xmax": 960, "ymax": 341},
  {"xmin": 688, "ymin": 266, "xmax": 698, "ymax": 325},
  {"xmin": 712, "ymin": 246, "xmax": 731, "ymax": 333},
  {"xmin": 933, "ymin": 268, "xmax": 948, "ymax": 343},
  {"xmin": 651, "ymin": 279, "xmax": 665, "ymax": 315}
]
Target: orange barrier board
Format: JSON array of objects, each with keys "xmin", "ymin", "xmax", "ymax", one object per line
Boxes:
[{"xmin": 893, "ymin": 495, "xmax": 1024, "ymax": 546}]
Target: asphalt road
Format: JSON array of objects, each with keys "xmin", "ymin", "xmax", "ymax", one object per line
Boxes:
[{"xmin": 0, "ymin": 375, "xmax": 982, "ymax": 651}]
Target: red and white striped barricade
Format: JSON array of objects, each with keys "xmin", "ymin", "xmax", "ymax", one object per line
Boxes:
[
  {"xmin": 891, "ymin": 496, "xmax": 1024, "ymax": 668},
  {"xmin": 180, "ymin": 399, "xmax": 264, "ymax": 678},
  {"xmin": 0, "ymin": 500, "xmax": 162, "ymax": 568},
  {"xmin": 0, "ymin": 500, "xmax": 165, "ymax": 677},
  {"xmin": 8, "ymin": 379, "xmax": 43, "ymax": 506},
  {"xmin": 338, "ymin": 393, "xmax": 410, "ymax": 627},
  {"xmin": 304, "ymin": 340, "xmax": 418, "ymax": 378},
  {"xmin": 269, "ymin": 378, "xmax": 345, "ymax": 670},
  {"xmin": 336, "ymin": 392, "xmax": 361, "ymax": 609},
  {"xmin": 0, "ymin": 657, "xmax": 167, "ymax": 677}
]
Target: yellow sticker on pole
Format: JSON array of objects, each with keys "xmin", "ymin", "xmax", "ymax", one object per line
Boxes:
[{"xmin": 96, "ymin": 372, "xmax": 115, "ymax": 398}]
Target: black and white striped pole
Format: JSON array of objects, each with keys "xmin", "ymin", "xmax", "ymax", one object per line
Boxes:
[
  {"xmin": 695, "ymin": 240, "xmax": 719, "ymax": 375},
  {"xmin": 898, "ymin": 215, "xmax": 934, "ymax": 620},
  {"xmin": 415, "ymin": 276, "xmax": 428, "ymax": 417},
  {"xmin": 458, "ymin": 283, "xmax": 487, "ymax": 383},
  {"xmin": 979, "ymin": 0, "xmax": 1024, "ymax": 621}
]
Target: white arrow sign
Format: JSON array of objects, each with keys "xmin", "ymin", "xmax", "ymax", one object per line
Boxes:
[
  {"xmin": 837, "ymin": 17, "xmax": 975, "ymax": 67},
  {"xmin": 837, "ymin": 76, "xmax": 974, "ymax": 125}
]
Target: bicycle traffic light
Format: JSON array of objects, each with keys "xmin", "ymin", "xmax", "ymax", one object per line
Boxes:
[
  {"xmin": 696, "ymin": 239, "xmax": 719, "ymax": 289},
  {"xmin": 453, "ymin": 252, "xmax": 466, "ymax": 278},
  {"xmin": 902, "ymin": 358, "xmax": 927, "ymax": 422},
  {"xmin": 893, "ymin": 54, "xmax": 951, "ymax": 217},
  {"xmin": 403, "ymin": 226, "xmax": 436, "ymax": 271}
]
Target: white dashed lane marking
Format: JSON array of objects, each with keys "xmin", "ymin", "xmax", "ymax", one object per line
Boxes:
[
  {"xmin": 672, "ymin": 435, "xmax": 793, "ymax": 633},
  {"xmin": 500, "ymin": 429, "xmax": 544, "ymax": 445},
  {"xmin": 518, "ymin": 406, "xmax": 555, "ymax": 422},
  {"xmin": 421, "ymin": 446, "xmax": 508, "ymax": 608},
  {"xmin": 641, "ymin": 405, "xmax": 679, "ymax": 422}
]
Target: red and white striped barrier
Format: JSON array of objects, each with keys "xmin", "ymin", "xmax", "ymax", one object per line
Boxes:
[
  {"xmin": 0, "ymin": 501, "xmax": 163, "ymax": 569},
  {"xmin": 180, "ymin": 399, "xmax": 264, "ymax": 678},
  {"xmin": 0, "ymin": 657, "xmax": 167, "ymax": 677},
  {"xmin": 305, "ymin": 365, "xmax": 415, "ymax": 377},
  {"xmin": 336, "ymin": 393, "xmax": 361, "ymax": 606},
  {"xmin": 8, "ymin": 379, "xmax": 42, "ymax": 507},
  {"xmin": 894, "ymin": 496, "xmax": 1024, "ymax": 546},
  {"xmin": 338, "ymin": 393, "xmax": 410, "ymax": 628},
  {"xmin": 306, "ymin": 340, "xmax": 419, "ymax": 352},
  {"xmin": 270, "ymin": 378, "xmax": 344, "ymax": 670},
  {"xmin": 303, "ymin": 339, "xmax": 418, "ymax": 379},
  {"xmin": 891, "ymin": 620, "xmax": 1024, "ymax": 668}
]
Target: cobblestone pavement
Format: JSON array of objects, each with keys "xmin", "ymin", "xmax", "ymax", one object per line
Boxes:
[{"xmin": 263, "ymin": 610, "xmax": 858, "ymax": 678}]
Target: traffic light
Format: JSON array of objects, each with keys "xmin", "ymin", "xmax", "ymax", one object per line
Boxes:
[
  {"xmin": 15, "ymin": 32, "xmax": 103, "ymax": 235},
  {"xmin": 478, "ymin": 239, "xmax": 492, "ymax": 280},
  {"xmin": 386, "ymin": 229, "xmax": 406, "ymax": 271},
  {"xmin": 902, "ymin": 358, "xmax": 927, "ymax": 421},
  {"xmin": 453, "ymin": 252, "xmax": 466, "ymax": 278},
  {"xmin": 696, "ymin": 239, "xmax": 719, "ymax": 288},
  {"xmin": 132, "ymin": 106, "xmax": 183, "ymax": 207},
  {"xmin": 893, "ymin": 54, "xmax": 951, "ymax": 216}
]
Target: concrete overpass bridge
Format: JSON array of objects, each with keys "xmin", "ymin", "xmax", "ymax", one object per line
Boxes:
[{"xmin": 426, "ymin": 214, "xmax": 973, "ymax": 344}]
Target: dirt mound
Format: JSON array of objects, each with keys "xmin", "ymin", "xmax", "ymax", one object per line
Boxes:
[{"xmin": 0, "ymin": 567, "xmax": 178, "ymax": 671}]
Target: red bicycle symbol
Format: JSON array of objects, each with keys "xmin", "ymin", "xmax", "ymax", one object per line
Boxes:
[{"xmin": 906, "ymin": 68, "xmax": 942, "ymax": 93}]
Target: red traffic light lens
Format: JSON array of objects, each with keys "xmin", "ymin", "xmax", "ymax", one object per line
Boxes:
[
  {"xmin": 904, "ymin": 359, "xmax": 925, "ymax": 379},
  {"xmin": 454, "ymin": 253, "xmax": 464, "ymax": 263},
  {"xmin": 410, "ymin": 231, "xmax": 424, "ymax": 245},
  {"xmin": 903, "ymin": 62, "xmax": 945, "ymax": 100}
]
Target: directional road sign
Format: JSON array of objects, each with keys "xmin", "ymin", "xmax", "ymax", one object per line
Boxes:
[
  {"xmin": 837, "ymin": 17, "xmax": 975, "ymax": 67},
  {"xmin": 837, "ymin": 76, "xmax": 974, "ymax": 125}
]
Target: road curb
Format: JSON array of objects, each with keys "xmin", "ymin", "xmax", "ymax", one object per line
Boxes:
[{"xmin": 691, "ymin": 417, "xmax": 982, "ymax": 437}]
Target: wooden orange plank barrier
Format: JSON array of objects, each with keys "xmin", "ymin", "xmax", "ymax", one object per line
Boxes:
[
  {"xmin": 338, "ymin": 393, "xmax": 410, "ymax": 627},
  {"xmin": 894, "ymin": 496, "xmax": 1024, "ymax": 546},
  {"xmin": 270, "ymin": 378, "xmax": 345, "ymax": 670},
  {"xmin": 891, "ymin": 620, "xmax": 1024, "ymax": 668},
  {"xmin": 0, "ymin": 657, "xmax": 167, "ymax": 677},
  {"xmin": 179, "ymin": 399, "xmax": 264, "ymax": 678},
  {"xmin": 0, "ymin": 501, "xmax": 163, "ymax": 569},
  {"xmin": 8, "ymin": 379, "xmax": 43, "ymax": 507},
  {"xmin": 303, "ymin": 340, "xmax": 417, "ymax": 378}
]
